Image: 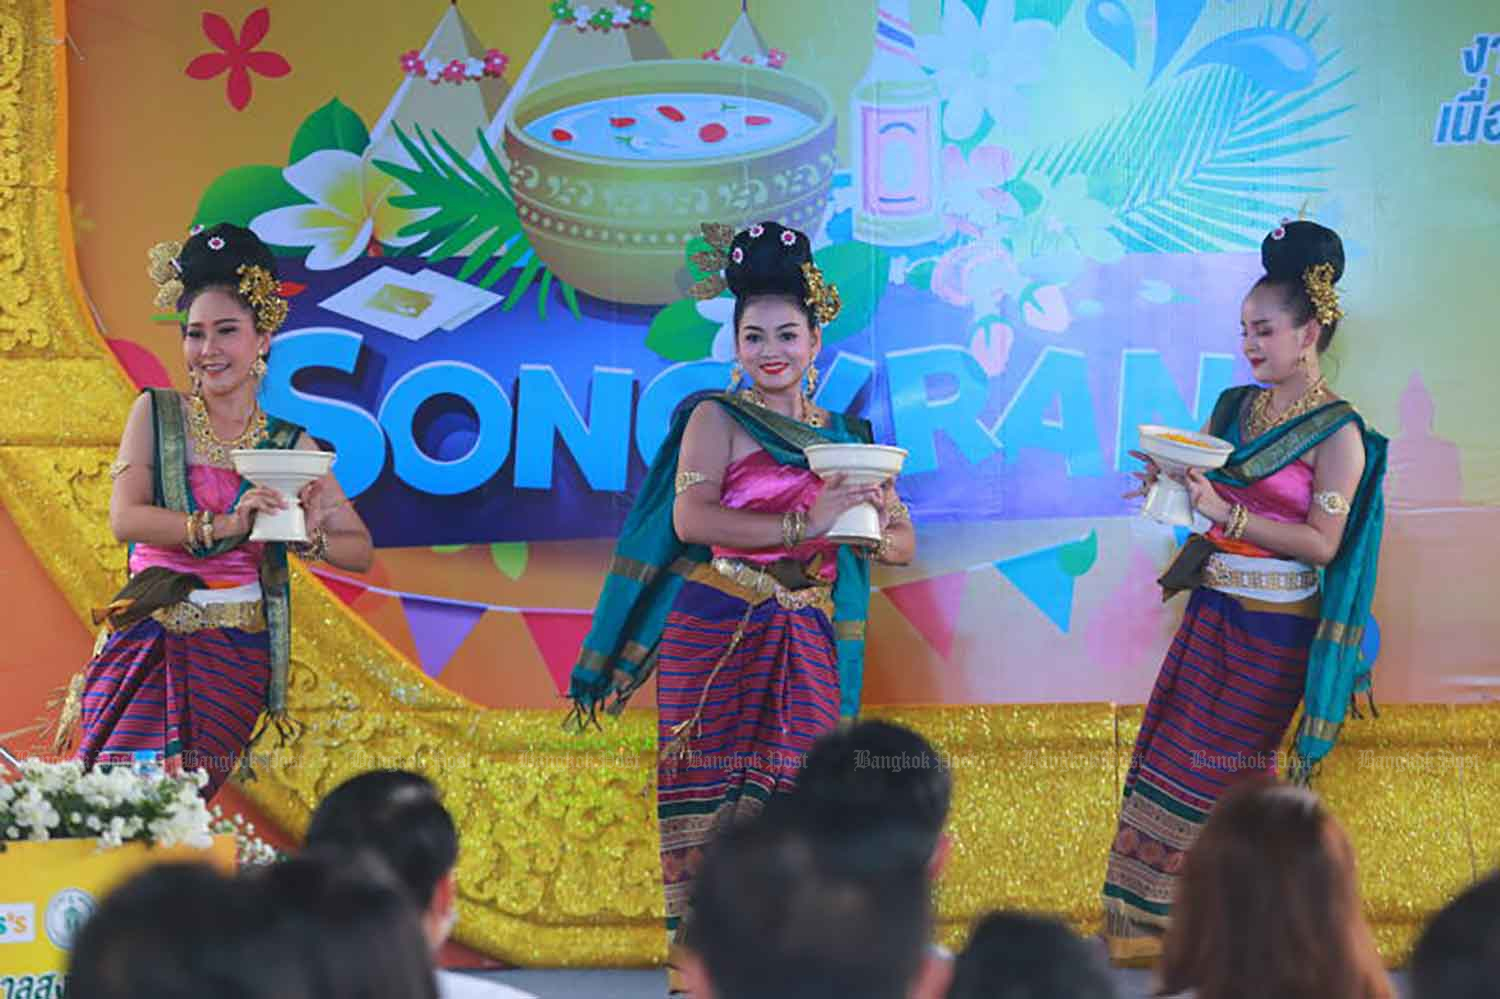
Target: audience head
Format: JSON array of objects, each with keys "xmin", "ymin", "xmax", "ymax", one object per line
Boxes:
[
  {"xmin": 948, "ymin": 911, "xmax": 1118, "ymax": 999},
  {"xmin": 682, "ymin": 799, "xmax": 939, "ymax": 999},
  {"xmin": 791, "ymin": 720, "xmax": 953, "ymax": 875},
  {"xmin": 69, "ymin": 862, "xmax": 306, "ymax": 999},
  {"xmin": 251, "ymin": 849, "xmax": 438, "ymax": 999},
  {"xmin": 1159, "ymin": 777, "xmax": 1390, "ymax": 999},
  {"xmin": 1411, "ymin": 870, "xmax": 1500, "ymax": 999},
  {"xmin": 304, "ymin": 769, "xmax": 460, "ymax": 950}
]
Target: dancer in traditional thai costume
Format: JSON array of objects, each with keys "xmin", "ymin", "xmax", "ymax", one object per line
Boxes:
[
  {"xmin": 67, "ymin": 224, "xmax": 373, "ymax": 798},
  {"xmin": 567, "ymin": 221, "xmax": 916, "ymax": 978},
  {"xmin": 1102, "ymin": 221, "xmax": 1386, "ymax": 961}
]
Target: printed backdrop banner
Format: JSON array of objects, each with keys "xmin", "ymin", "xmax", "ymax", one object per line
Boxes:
[{"xmin": 67, "ymin": 0, "xmax": 1500, "ymax": 708}]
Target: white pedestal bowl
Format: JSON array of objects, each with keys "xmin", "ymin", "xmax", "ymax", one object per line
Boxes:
[
  {"xmin": 230, "ymin": 449, "xmax": 335, "ymax": 543},
  {"xmin": 1136, "ymin": 425, "xmax": 1235, "ymax": 528},
  {"xmin": 803, "ymin": 443, "xmax": 909, "ymax": 544}
]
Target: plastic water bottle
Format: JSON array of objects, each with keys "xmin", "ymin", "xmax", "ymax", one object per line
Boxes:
[{"xmin": 131, "ymin": 749, "xmax": 163, "ymax": 779}]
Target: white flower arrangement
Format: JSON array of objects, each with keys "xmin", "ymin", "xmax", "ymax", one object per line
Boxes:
[{"xmin": 0, "ymin": 759, "xmax": 279, "ymax": 865}]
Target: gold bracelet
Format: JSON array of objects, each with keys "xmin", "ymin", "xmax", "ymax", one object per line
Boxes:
[
  {"xmin": 292, "ymin": 527, "xmax": 330, "ymax": 562},
  {"xmin": 202, "ymin": 510, "xmax": 215, "ymax": 548},
  {"xmin": 184, "ymin": 513, "xmax": 198, "ymax": 551},
  {"xmin": 884, "ymin": 493, "xmax": 910, "ymax": 525},
  {"xmin": 1225, "ymin": 503, "xmax": 1249, "ymax": 540},
  {"xmin": 872, "ymin": 532, "xmax": 893, "ymax": 562},
  {"xmin": 781, "ymin": 510, "xmax": 806, "ymax": 549}
]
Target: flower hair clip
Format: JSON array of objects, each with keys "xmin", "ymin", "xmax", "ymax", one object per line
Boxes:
[{"xmin": 748, "ymin": 223, "xmax": 765, "ymax": 238}]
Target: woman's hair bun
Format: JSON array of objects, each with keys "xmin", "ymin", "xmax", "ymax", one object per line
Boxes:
[{"xmin": 1261, "ymin": 220, "xmax": 1343, "ymax": 284}]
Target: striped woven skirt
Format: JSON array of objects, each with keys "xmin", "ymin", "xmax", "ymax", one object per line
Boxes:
[
  {"xmin": 656, "ymin": 563, "xmax": 841, "ymax": 935},
  {"xmin": 1102, "ymin": 586, "xmax": 1318, "ymax": 959},
  {"xmin": 76, "ymin": 610, "xmax": 270, "ymax": 799}
]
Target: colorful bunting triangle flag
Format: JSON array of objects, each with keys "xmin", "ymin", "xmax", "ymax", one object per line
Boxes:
[
  {"xmin": 522, "ymin": 611, "xmax": 595, "ymax": 695},
  {"xmin": 881, "ymin": 572, "xmax": 967, "ymax": 659},
  {"xmin": 399, "ymin": 596, "xmax": 486, "ymax": 678}
]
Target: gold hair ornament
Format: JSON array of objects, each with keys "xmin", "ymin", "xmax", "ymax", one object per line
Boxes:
[
  {"xmin": 800, "ymin": 261, "xmax": 841, "ymax": 326},
  {"xmin": 1302, "ymin": 262, "xmax": 1343, "ymax": 328},
  {"xmin": 237, "ymin": 263, "xmax": 290, "ymax": 334},
  {"xmin": 686, "ymin": 222, "xmax": 734, "ymax": 300},
  {"xmin": 147, "ymin": 240, "xmax": 185, "ymax": 311}
]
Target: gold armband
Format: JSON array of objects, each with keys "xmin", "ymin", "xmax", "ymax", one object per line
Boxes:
[
  {"xmin": 675, "ymin": 470, "xmax": 719, "ymax": 495},
  {"xmin": 1313, "ymin": 491, "xmax": 1350, "ymax": 516}
]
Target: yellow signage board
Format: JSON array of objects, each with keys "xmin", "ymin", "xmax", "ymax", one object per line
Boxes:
[{"xmin": 0, "ymin": 834, "xmax": 236, "ymax": 991}]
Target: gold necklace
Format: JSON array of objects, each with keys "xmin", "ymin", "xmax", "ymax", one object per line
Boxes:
[
  {"xmin": 188, "ymin": 392, "xmax": 268, "ymax": 465},
  {"xmin": 742, "ymin": 386, "xmax": 826, "ymax": 428},
  {"xmin": 1246, "ymin": 376, "xmax": 1329, "ymax": 439}
]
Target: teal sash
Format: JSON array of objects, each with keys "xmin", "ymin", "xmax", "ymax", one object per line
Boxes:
[
  {"xmin": 568, "ymin": 393, "xmax": 874, "ymax": 724},
  {"xmin": 1205, "ymin": 385, "xmax": 1387, "ymax": 778},
  {"xmin": 146, "ymin": 388, "xmax": 302, "ymax": 720}
]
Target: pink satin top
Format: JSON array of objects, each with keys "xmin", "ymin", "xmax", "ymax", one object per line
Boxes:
[
  {"xmin": 712, "ymin": 450, "xmax": 840, "ymax": 582},
  {"xmin": 128, "ymin": 465, "xmax": 264, "ymax": 585},
  {"xmin": 1207, "ymin": 460, "xmax": 1314, "ymax": 559}
]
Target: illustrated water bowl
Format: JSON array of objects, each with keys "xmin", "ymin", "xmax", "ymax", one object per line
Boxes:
[
  {"xmin": 803, "ymin": 443, "xmax": 909, "ymax": 544},
  {"xmin": 1136, "ymin": 425, "xmax": 1235, "ymax": 527},
  {"xmin": 504, "ymin": 60, "xmax": 837, "ymax": 305},
  {"xmin": 230, "ymin": 449, "xmax": 334, "ymax": 543}
]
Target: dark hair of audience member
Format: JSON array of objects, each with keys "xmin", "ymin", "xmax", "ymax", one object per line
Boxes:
[
  {"xmin": 948, "ymin": 910, "xmax": 1118, "ymax": 999},
  {"xmin": 304, "ymin": 769, "xmax": 458, "ymax": 911},
  {"xmin": 1158, "ymin": 778, "xmax": 1391, "ymax": 999},
  {"xmin": 1410, "ymin": 870, "xmax": 1500, "ymax": 999},
  {"xmin": 69, "ymin": 862, "xmax": 311, "ymax": 999},
  {"xmin": 688, "ymin": 799, "xmax": 933, "ymax": 999},
  {"xmin": 790, "ymin": 719, "xmax": 952, "ymax": 861},
  {"xmin": 252, "ymin": 849, "xmax": 438, "ymax": 999}
]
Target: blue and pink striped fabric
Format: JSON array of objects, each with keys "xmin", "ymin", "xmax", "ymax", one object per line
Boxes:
[
  {"xmin": 1102, "ymin": 587, "xmax": 1315, "ymax": 948},
  {"xmin": 76, "ymin": 617, "xmax": 270, "ymax": 798},
  {"xmin": 656, "ymin": 579, "xmax": 840, "ymax": 932}
]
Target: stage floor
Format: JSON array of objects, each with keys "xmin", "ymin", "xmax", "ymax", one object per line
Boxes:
[{"xmin": 461, "ymin": 967, "xmax": 1409, "ymax": 998}]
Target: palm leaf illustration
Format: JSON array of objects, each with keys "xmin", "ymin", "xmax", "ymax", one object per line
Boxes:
[{"xmin": 1018, "ymin": 1, "xmax": 1354, "ymax": 253}]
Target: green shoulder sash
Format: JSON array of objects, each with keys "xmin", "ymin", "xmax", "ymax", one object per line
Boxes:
[
  {"xmin": 1204, "ymin": 385, "xmax": 1388, "ymax": 777},
  {"xmin": 568, "ymin": 392, "xmax": 874, "ymax": 725},
  {"xmin": 146, "ymin": 388, "xmax": 303, "ymax": 719}
]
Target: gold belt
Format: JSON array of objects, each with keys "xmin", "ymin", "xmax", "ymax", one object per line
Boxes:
[
  {"xmin": 707, "ymin": 557, "xmax": 833, "ymax": 612},
  {"xmin": 152, "ymin": 599, "xmax": 266, "ymax": 634},
  {"xmin": 1203, "ymin": 556, "xmax": 1319, "ymax": 594}
]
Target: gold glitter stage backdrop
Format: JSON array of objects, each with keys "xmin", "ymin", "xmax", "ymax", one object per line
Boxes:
[{"xmin": 1, "ymin": 0, "xmax": 1493, "ymax": 966}]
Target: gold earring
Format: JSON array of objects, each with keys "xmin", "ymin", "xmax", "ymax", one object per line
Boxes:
[
  {"xmin": 805, "ymin": 363, "xmax": 818, "ymax": 395},
  {"xmin": 728, "ymin": 363, "xmax": 742, "ymax": 390},
  {"xmin": 190, "ymin": 371, "xmax": 204, "ymax": 397},
  {"xmin": 250, "ymin": 355, "xmax": 268, "ymax": 379}
]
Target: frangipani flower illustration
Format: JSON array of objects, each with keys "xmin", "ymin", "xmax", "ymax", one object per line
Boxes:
[{"xmin": 251, "ymin": 150, "xmax": 429, "ymax": 270}]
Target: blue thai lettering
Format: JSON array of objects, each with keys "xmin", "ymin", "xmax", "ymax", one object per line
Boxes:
[
  {"xmin": 1461, "ymin": 34, "xmax": 1493, "ymax": 76},
  {"xmin": 1485, "ymin": 103, "xmax": 1500, "ymax": 143}
]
